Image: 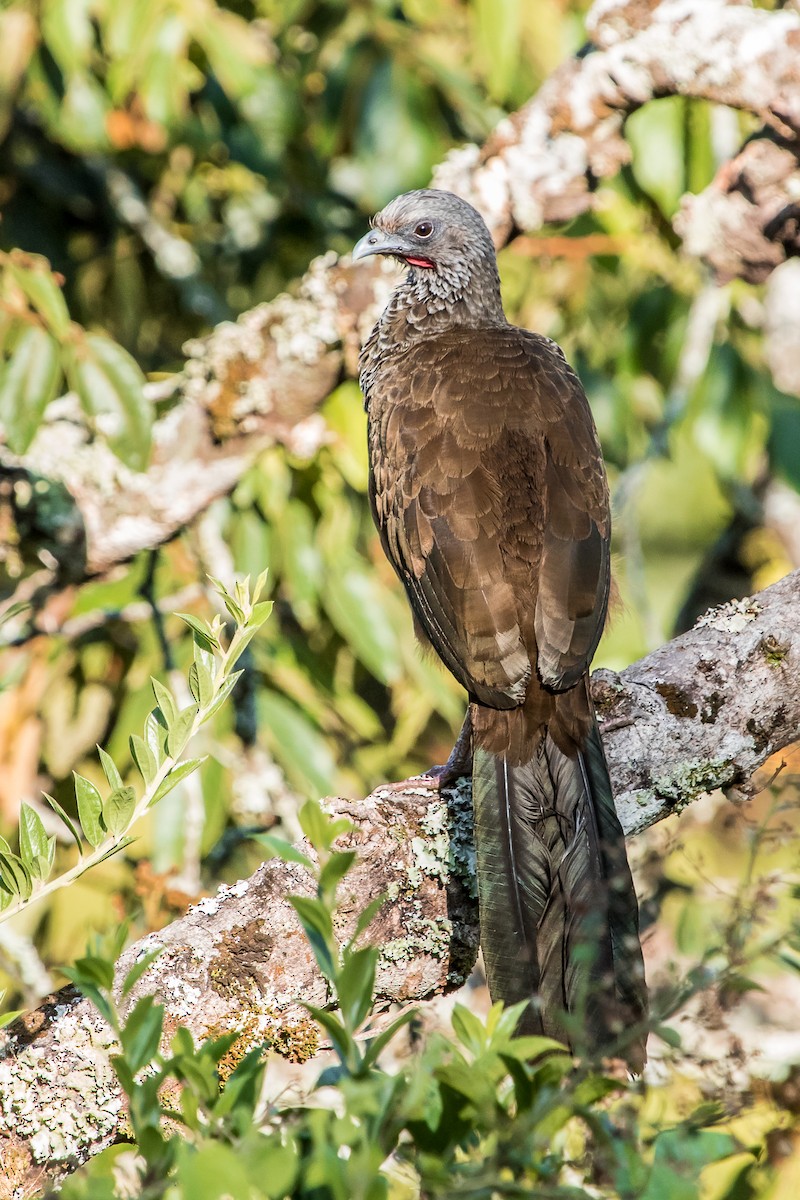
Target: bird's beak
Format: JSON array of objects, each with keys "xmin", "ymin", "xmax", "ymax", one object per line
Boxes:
[{"xmin": 352, "ymin": 229, "xmax": 405, "ymax": 262}]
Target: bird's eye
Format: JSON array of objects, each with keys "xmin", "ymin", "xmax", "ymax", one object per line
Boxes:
[{"xmin": 414, "ymin": 221, "xmax": 433, "ymax": 238}]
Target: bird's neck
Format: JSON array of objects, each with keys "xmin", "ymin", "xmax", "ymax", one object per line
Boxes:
[
  {"xmin": 359, "ymin": 264, "xmax": 506, "ymax": 407},
  {"xmin": 380, "ymin": 268, "xmax": 506, "ymax": 342}
]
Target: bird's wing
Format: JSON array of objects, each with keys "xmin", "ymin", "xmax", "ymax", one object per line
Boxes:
[
  {"xmin": 369, "ymin": 329, "xmax": 609, "ymax": 705},
  {"xmin": 521, "ymin": 336, "xmax": 611, "ymax": 691}
]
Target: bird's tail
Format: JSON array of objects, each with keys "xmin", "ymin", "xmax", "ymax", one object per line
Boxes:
[{"xmin": 472, "ymin": 700, "xmax": 647, "ymax": 1069}]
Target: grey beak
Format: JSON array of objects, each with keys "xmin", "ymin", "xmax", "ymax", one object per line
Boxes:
[{"xmin": 352, "ymin": 229, "xmax": 403, "ymax": 262}]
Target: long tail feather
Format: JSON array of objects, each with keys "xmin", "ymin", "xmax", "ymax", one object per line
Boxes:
[{"xmin": 472, "ymin": 709, "xmax": 647, "ymax": 1069}]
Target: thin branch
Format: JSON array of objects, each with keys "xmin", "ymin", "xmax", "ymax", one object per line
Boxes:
[{"xmin": 1, "ymin": 569, "xmax": 798, "ymax": 1196}]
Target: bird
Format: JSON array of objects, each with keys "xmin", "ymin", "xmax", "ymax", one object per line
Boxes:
[{"xmin": 353, "ymin": 188, "xmax": 647, "ymax": 1069}]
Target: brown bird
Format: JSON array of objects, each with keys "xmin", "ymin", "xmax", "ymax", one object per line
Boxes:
[{"xmin": 354, "ymin": 189, "xmax": 647, "ymax": 1068}]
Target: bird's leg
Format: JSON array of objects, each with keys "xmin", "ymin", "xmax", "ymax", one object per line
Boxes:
[
  {"xmin": 425, "ymin": 709, "xmax": 473, "ymax": 788},
  {"xmin": 375, "ymin": 712, "xmax": 473, "ymax": 798}
]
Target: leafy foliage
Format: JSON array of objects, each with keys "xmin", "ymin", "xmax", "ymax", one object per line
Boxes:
[
  {"xmin": 0, "ymin": 573, "xmax": 272, "ymax": 925},
  {"xmin": 58, "ymin": 809, "xmax": 797, "ymax": 1200}
]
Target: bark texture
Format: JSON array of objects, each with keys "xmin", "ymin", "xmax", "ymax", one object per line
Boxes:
[{"xmin": 1, "ymin": 569, "xmax": 798, "ymax": 1195}]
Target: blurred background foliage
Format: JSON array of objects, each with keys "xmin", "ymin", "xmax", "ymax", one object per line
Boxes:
[{"xmin": 1, "ymin": 0, "xmax": 800, "ymax": 1190}]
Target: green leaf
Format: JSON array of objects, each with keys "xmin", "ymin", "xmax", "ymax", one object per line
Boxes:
[
  {"xmin": 289, "ymin": 896, "xmax": 336, "ymax": 980},
  {"xmin": 304, "ymin": 1004, "xmax": 355, "ymax": 1066},
  {"xmin": 73, "ymin": 772, "xmax": 105, "ymax": 847},
  {"xmin": 43, "ymin": 792, "xmax": 82, "ymax": 852},
  {"xmin": 336, "ymin": 946, "xmax": 377, "ymax": 1031},
  {"xmin": 451, "ymin": 1003, "xmax": 486, "ymax": 1056},
  {"xmin": 61, "ymin": 970, "xmax": 115, "ymax": 1029},
  {"xmin": 0, "ymin": 324, "xmax": 62, "ymax": 454},
  {"xmin": 77, "ymin": 333, "xmax": 151, "ymax": 471},
  {"xmin": 248, "ymin": 600, "xmax": 273, "ymax": 628},
  {"xmin": 296, "ymin": 800, "xmax": 351, "ymax": 859},
  {"xmin": 102, "ymin": 786, "xmax": 136, "ymax": 837},
  {"xmin": 10, "ymin": 259, "xmax": 71, "ymax": 335},
  {"xmin": 167, "ymin": 704, "xmax": 197, "ymax": 758},
  {"xmin": 252, "ymin": 833, "xmax": 313, "ymax": 871},
  {"xmin": 362, "ymin": 1007, "xmax": 418, "ymax": 1070},
  {"xmin": 222, "ymin": 594, "xmax": 246, "ymax": 624},
  {"xmin": 318, "ymin": 851, "xmax": 357, "ymax": 900},
  {"xmin": 122, "ymin": 947, "xmax": 163, "ymax": 998},
  {"xmin": 175, "ymin": 1142, "xmax": 253, "ymax": 1200},
  {"xmin": 19, "ymin": 803, "xmax": 49, "ymax": 877},
  {"xmin": 151, "ymin": 757, "xmax": 206, "ymax": 806},
  {"xmin": 151, "ymin": 678, "xmax": 177, "ymax": 727},
  {"xmin": 144, "ymin": 710, "xmax": 166, "ymax": 764},
  {"xmin": 120, "ymin": 994, "xmax": 164, "ymax": 1074},
  {"xmin": 0, "ymin": 851, "xmax": 32, "ymax": 899},
  {"xmin": 97, "ymin": 746, "xmax": 123, "ymax": 790},
  {"xmin": 203, "ymin": 670, "xmax": 243, "ymax": 722},
  {"xmin": 130, "ymin": 733, "xmax": 157, "ymax": 785},
  {"xmin": 0, "ymin": 1008, "xmax": 23, "ymax": 1029},
  {"xmin": 188, "ymin": 660, "xmax": 214, "ymax": 708},
  {"xmin": 177, "ymin": 613, "xmax": 220, "ymax": 650}
]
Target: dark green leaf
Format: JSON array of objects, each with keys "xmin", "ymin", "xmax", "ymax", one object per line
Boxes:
[
  {"xmin": 336, "ymin": 945, "xmax": 377, "ymax": 1031},
  {"xmin": 350, "ymin": 894, "xmax": 386, "ymax": 944},
  {"xmin": 10, "ymin": 259, "xmax": 71, "ymax": 335},
  {"xmin": 451, "ymin": 1003, "xmax": 485, "ymax": 1056},
  {"xmin": 120, "ymin": 994, "xmax": 164, "ymax": 1074},
  {"xmin": 304, "ymin": 1004, "xmax": 354, "ymax": 1066},
  {"xmin": 319, "ymin": 850, "xmax": 356, "ymax": 895},
  {"xmin": 144, "ymin": 710, "xmax": 166, "ymax": 764},
  {"xmin": 79, "ymin": 333, "xmax": 151, "ymax": 471},
  {"xmin": 289, "ymin": 896, "xmax": 335, "ymax": 980}
]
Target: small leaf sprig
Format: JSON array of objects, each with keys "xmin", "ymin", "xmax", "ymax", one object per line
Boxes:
[{"xmin": 0, "ymin": 572, "xmax": 272, "ymax": 925}]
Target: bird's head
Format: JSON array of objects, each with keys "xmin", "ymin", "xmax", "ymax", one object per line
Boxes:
[{"xmin": 353, "ymin": 189, "xmax": 503, "ymax": 321}]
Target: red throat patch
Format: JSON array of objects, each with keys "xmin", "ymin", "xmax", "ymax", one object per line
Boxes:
[{"xmin": 404, "ymin": 255, "xmax": 435, "ymax": 269}]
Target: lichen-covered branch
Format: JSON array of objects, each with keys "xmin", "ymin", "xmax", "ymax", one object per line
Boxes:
[
  {"xmin": 593, "ymin": 568, "xmax": 800, "ymax": 834},
  {"xmin": 4, "ymin": 0, "xmax": 800, "ymax": 623},
  {"xmin": 434, "ymin": 0, "xmax": 800, "ymax": 238},
  {"xmin": 675, "ymin": 134, "xmax": 800, "ymax": 284},
  {"xmin": 1, "ymin": 569, "xmax": 799, "ymax": 1196}
]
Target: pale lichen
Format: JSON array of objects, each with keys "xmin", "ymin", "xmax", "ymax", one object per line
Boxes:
[
  {"xmin": 0, "ymin": 1001, "xmax": 120, "ymax": 1164},
  {"xmin": 696, "ymin": 597, "xmax": 760, "ymax": 634}
]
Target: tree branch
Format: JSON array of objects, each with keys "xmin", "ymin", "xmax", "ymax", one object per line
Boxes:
[{"xmin": 1, "ymin": 569, "xmax": 798, "ymax": 1196}]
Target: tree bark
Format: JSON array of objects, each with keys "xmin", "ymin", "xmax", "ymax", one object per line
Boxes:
[
  {"xmin": 0, "ymin": 569, "xmax": 798, "ymax": 1196},
  {"xmin": 3, "ymin": 0, "xmax": 800, "ymax": 633}
]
